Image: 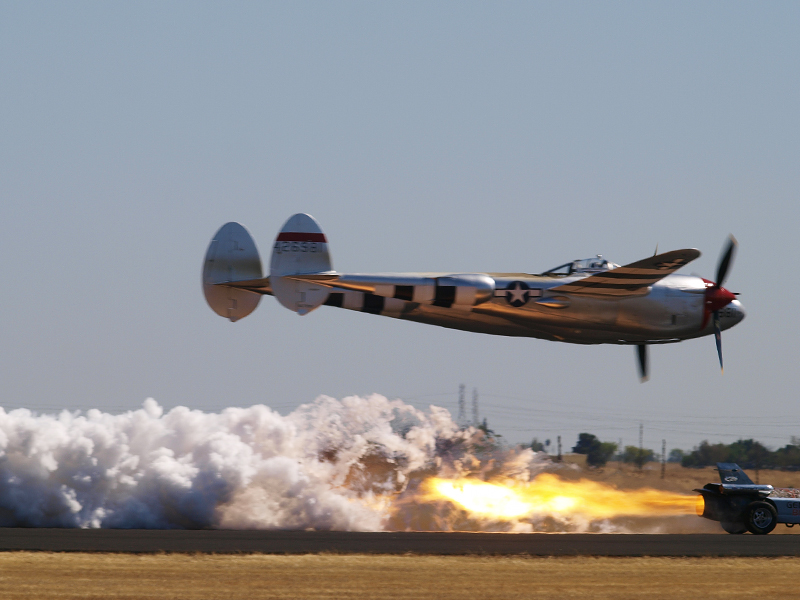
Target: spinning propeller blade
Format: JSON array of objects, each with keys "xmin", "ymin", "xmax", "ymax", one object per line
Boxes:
[
  {"xmin": 714, "ymin": 312, "xmax": 723, "ymax": 373},
  {"xmin": 705, "ymin": 235, "xmax": 737, "ymax": 373},
  {"xmin": 636, "ymin": 344, "xmax": 649, "ymax": 383},
  {"xmin": 715, "ymin": 235, "xmax": 737, "ymax": 288}
]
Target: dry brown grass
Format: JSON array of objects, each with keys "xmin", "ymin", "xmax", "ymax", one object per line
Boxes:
[
  {"xmin": 1, "ymin": 553, "xmax": 799, "ymax": 600},
  {"xmin": 555, "ymin": 460, "xmax": 800, "ymax": 494}
]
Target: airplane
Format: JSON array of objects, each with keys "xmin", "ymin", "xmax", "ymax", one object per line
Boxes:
[{"xmin": 202, "ymin": 213, "xmax": 744, "ymax": 380}]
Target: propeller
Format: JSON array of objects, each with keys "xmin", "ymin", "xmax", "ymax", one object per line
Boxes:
[
  {"xmin": 714, "ymin": 314, "xmax": 723, "ymax": 373},
  {"xmin": 703, "ymin": 235, "xmax": 738, "ymax": 372},
  {"xmin": 715, "ymin": 235, "xmax": 737, "ymax": 289},
  {"xmin": 636, "ymin": 344, "xmax": 648, "ymax": 383}
]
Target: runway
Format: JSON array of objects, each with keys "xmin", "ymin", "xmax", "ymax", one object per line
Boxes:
[{"xmin": 0, "ymin": 529, "xmax": 798, "ymax": 556}]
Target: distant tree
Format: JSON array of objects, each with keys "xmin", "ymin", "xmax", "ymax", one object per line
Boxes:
[
  {"xmin": 530, "ymin": 438, "xmax": 545, "ymax": 452},
  {"xmin": 773, "ymin": 443, "xmax": 800, "ymax": 468},
  {"xmin": 668, "ymin": 449, "xmax": 685, "ymax": 463},
  {"xmin": 572, "ymin": 433, "xmax": 617, "ymax": 468},
  {"xmin": 681, "ymin": 441, "xmax": 730, "ymax": 467},
  {"xmin": 592, "ymin": 442, "xmax": 618, "ymax": 468},
  {"xmin": 573, "ymin": 433, "xmax": 600, "ymax": 455},
  {"xmin": 622, "ymin": 445, "xmax": 654, "ymax": 468}
]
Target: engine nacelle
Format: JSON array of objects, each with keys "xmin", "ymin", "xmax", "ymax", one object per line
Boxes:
[{"xmin": 432, "ymin": 274, "xmax": 495, "ymax": 309}]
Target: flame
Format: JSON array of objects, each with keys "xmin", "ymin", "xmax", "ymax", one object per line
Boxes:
[{"xmin": 423, "ymin": 474, "xmax": 697, "ymax": 521}]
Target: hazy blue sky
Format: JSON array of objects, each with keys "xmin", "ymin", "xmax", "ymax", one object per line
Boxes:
[{"xmin": 1, "ymin": 1, "xmax": 798, "ymax": 452}]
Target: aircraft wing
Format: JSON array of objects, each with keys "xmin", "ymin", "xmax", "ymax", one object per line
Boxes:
[{"xmin": 549, "ymin": 248, "xmax": 701, "ymax": 297}]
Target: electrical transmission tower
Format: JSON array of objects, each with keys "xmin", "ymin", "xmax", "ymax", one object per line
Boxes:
[{"xmin": 457, "ymin": 384, "xmax": 466, "ymax": 426}]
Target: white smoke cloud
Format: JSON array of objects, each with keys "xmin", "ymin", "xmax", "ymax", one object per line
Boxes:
[
  {"xmin": 0, "ymin": 395, "xmax": 532, "ymax": 530},
  {"xmin": 0, "ymin": 395, "xmax": 703, "ymax": 532}
]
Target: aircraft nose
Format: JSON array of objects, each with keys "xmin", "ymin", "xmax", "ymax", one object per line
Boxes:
[{"xmin": 730, "ymin": 299, "xmax": 745, "ymax": 324}]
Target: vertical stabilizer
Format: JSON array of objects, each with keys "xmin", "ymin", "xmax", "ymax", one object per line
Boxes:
[
  {"xmin": 202, "ymin": 222, "xmax": 263, "ymax": 321},
  {"xmin": 270, "ymin": 213, "xmax": 333, "ymax": 315},
  {"xmin": 717, "ymin": 463, "xmax": 755, "ymax": 485}
]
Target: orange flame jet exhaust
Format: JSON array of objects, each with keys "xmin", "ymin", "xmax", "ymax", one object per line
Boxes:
[{"xmin": 424, "ymin": 474, "xmax": 697, "ymax": 521}]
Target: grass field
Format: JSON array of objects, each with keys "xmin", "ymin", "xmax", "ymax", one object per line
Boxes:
[{"xmin": 1, "ymin": 553, "xmax": 799, "ymax": 600}]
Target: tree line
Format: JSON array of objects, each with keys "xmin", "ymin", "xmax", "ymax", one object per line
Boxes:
[
  {"xmin": 530, "ymin": 433, "xmax": 800, "ymax": 470},
  {"xmin": 677, "ymin": 439, "xmax": 800, "ymax": 470}
]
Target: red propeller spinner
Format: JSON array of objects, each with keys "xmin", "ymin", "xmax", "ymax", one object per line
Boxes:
[{"xmin": 701, "ymin": 280, "xmax": 737, "ymax": 329}]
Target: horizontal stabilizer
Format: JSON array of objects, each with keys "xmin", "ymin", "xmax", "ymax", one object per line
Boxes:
[{"xmin": 222, "ymin": 277, "xmax": 273, "ymax": 296}]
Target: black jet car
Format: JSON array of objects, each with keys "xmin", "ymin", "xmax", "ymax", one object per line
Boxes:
[{"xmin": 695, "ymin": 462, "xmax": 800, "ymax": 534}]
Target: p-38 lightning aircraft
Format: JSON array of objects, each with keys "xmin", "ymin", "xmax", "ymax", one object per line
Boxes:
[{"xmin": 202, "ymin": 213, "xmax": 744, "ymax": 380}]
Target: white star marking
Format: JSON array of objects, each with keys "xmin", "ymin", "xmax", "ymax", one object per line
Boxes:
[{"xmin": 507, "ymin": 283, "xmax": 528, "ymax": 304}]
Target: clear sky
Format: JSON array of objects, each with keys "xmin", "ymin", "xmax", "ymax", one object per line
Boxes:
[{"xmin": 1, "ymin": 1, "xmax": 798, "ymax": 454}]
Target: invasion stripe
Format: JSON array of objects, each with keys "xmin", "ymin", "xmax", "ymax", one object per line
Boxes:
[
  {"xmin": 394, "ymin": 285, "xmax": 414, "ymax": 301},
  {"xmin": 611, "ymin": 267, "xmax": 682, "ymax": 275},
  {"xmin": 557, "ymin": 282, "xmax": 655, "ymax": 290},
  {"xmin": 433, "ymin": 285, "xmax": 456, "ymax": 308},
  {"xmin": 561, "ymin": 288, "xmax": 650, "ymax": 296},
  {"xmin": 589, "ymin": 272, "xmax": 664, "ymax": 280},
  {"xmin": 276, "ymin": 232, "xmax": 327, "ymax": 243},
  {"xmin": 362, "ymin": 293, "xmax": 385, "ymax": 315},
  {"xmin": 567, "ymin": 277, "xmax": 661, "ymax": 286},
  {"xmin": 324, "ymin": 292, "xmax": 344, "ymax": 307}
]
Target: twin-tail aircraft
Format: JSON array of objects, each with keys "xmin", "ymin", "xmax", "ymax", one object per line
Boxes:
[{"xmin": 202, "ymin": 213, "xmax": 744, "ymax": 380}]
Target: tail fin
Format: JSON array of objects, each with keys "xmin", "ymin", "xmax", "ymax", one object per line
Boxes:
[
  {"xmin": 270, "ymin": 213, "xmax": 333, "ymax": 315},
  {"xmin": 717, "ymin": 463, "xmax": 755, "ymax": 485},
  {"xmin": 202, "ymin": 222, "xmax": 263, "ymax": 321}
]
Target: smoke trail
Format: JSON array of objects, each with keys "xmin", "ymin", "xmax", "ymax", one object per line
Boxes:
[
  {"xmin": 0, "ymin": 395, "xmax": 701, "ymax": 532},
  {"xmin": 0, "ymin": 395, "xmax": 525, "ymax": 529}
]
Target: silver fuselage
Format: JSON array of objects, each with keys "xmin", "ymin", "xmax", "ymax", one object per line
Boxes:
[{"xmin": 319, "ymin": 272, "xmax": 745, "ymax": 345}]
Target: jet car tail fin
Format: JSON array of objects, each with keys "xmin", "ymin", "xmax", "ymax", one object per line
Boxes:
[{"xmin": 717, "ymin": 463, "xmax": 755, "ymax": 485}]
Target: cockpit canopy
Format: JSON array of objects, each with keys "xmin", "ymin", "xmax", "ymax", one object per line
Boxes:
[{"xmin": 542, "ymin": 255, "xmax": 620, "ymax": 276}]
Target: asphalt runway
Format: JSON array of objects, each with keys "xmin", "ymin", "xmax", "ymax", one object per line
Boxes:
[{"xmin": 0, "ymin": 529, "xmax": 798, "ymax": 556}]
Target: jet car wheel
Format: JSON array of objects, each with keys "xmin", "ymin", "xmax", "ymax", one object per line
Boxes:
[
  {"xmin": 720, "ymin": 521, "xmax": 747, "ymax": 534},
  {"xmin": 745, "ymin": 501, "xmax": 777, "ymax": 535}
]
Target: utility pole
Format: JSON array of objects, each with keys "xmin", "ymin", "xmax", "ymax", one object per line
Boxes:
[
  {"xmin": 618, "ymin": 438, "xmax": 623, "ymax": 471},
  {"xmin": 638, "ymin": 423, "xmax": 644, "ymax": 471},
  {"xmin": 457, "ymin": 384, "xmax": 466, "ymax": 426},
  {"xmin": 472, "ymin": 387, "xmax": 479, "ymax": 426},
  {"xmin": 661, "ymin": 439, "xmax": 666, "ymax": 479},
  {"xmin": 557, "ymin": 435, "xmax": 562, "ymax": 462}
]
